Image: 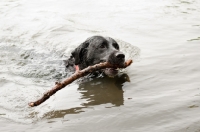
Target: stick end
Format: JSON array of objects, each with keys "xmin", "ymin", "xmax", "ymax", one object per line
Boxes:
[
  {"xmin": 125, "ymin": 59, "xmax": 133, "ymax": 66},
  {"xmin": 28, "ymin": 102, "xmax": 35, "ymax": 107}
]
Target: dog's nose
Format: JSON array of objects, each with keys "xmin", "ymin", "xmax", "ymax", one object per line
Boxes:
[
  {"xmin": 115, "ymin": 52, "xmax": 125, "ymax": 60},
  {"xmin": 108, "ymin": 51, "xmax": 125, "ymax": 65}
]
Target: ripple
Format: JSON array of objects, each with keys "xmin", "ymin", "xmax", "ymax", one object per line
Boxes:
[
  {"xmin": 188, "ymin": 37, "xmax": 200, "ymax": 41},
  {"xmin": 116, "ymin": 39, "xmax": 141, "ymax": 61}
]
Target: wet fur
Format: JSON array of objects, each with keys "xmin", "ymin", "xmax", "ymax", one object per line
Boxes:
[{"xmin": 64, "ymin": 36, "xmax": 125, "ymax": 76}]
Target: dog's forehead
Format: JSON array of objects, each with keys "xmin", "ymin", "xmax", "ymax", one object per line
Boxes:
[
  {"xmin": 105, "ymin": 37, "xmax": 118, "ymax": 44},
  {"xmin": 87, "ymin": 36, "xmax": 106, "ymax": 46},
  {"xmin": 87, "ymin": 36, "xmax": 118, "ymax": 47}
]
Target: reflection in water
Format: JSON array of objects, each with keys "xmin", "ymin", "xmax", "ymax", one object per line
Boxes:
[{"xmin": 44, "ymin": 73, "xmax": 130, "ymax": 119}]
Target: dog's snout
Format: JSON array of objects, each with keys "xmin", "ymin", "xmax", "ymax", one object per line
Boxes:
[
  {"xmin": 108, "ymin": 51, "xmax": 125, "ymax": 65},
  {"xmin": 116, "ymin": 52, "xmax": 125, "ymax": 59}
]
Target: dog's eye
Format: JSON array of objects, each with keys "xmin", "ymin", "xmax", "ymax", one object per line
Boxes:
[
  {"xmin": 113, "ymin": 43, "xmax": 119, "ymax": 50},
  {"xmin": 99, "ymin": 43, "xmax": 106, "ymax": 48},
  {"xmin": 100, "ymin": 45, "xmax": 105, "ymax": 48}
]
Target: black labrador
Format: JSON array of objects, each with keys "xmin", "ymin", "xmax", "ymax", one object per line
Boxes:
[{"xmin": 64, "ymin": 36, "xmax": 125, "ymax": 77}]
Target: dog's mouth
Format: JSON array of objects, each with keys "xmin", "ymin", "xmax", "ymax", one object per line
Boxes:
[{"xmin": 102, "ymin": 68, "xmax": 119, "ymax": 77}]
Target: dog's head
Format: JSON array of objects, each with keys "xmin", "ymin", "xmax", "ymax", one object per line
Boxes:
[{"xmin": 71, "ymin": 36, "xmax": 125, "ymax": 77}]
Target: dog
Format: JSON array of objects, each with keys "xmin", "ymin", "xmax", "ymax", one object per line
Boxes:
[{"xmin": 64, "ymin": 36, "xmax": 125, "ymax": 77}]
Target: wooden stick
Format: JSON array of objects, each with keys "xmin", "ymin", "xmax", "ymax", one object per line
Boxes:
[{"xmin": 28, "ymin": 60, "xmax": 132, "ymax": 107}]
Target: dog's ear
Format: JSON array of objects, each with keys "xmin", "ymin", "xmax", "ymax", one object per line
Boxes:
[{"xmin": 71, "ymin": 41, "xmax": 89, "ymax": 65}]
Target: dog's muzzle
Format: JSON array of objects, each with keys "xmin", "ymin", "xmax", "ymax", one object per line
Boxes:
[{"xmin": 103, "ymin": 51, "xmax": 125, "ymax": 77}]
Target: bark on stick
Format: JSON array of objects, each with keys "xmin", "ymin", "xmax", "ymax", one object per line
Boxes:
[{"xmin": 28, "ymin": 60, "xmax": 132, "ymax": 107}]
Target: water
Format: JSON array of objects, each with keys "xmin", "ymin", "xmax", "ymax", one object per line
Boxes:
[{"xmin": 0, "ymin": 0, "xmax": 200, "ymax": 131}]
